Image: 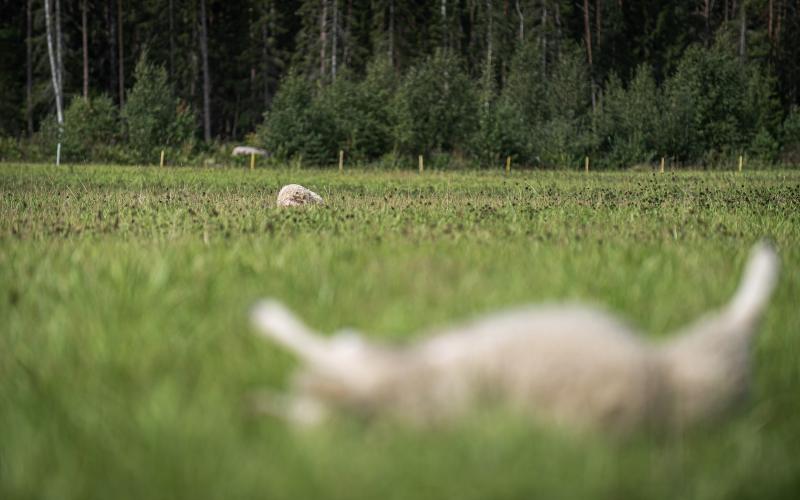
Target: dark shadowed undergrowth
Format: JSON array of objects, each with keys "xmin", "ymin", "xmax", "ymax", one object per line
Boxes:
[{"xmin": 1, "ymin": 164, "xmax": 799, "ymax": 500}]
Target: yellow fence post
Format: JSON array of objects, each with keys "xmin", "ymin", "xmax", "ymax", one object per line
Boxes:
[
  {"xmin": 250, "ymin": 153, "xmax": 255, "ymax": 171},
  {"xmin": 419, "ymin": 155, "xmax": 424, "ymax": 174},
  {"xmin": 660, "ymin": 157, "xmax": 665, "ymax": 174},
  {"xmin": 339, "ymin": 150, "xmax": 344, "ymax": 173},
  {"xmin": 585, "ymin": 156, "xmax": 589, "ymax": 173},
  {"xmin": 160, "ymin": 150, "xmax": 165, "ymax": 167},
  {"xmin": 506, "ymin": 156, "xmax": 511, "ymax": 175},
  {"xmin": 738, "ymin": 155, "xmax": 743, "ymax": 172}
]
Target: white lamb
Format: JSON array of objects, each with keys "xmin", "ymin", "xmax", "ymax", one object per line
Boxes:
[{"xmin": 250, "ymin": 242, "xmax": 779, "ymax": 433}]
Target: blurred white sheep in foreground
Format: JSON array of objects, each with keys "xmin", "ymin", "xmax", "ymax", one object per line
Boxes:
[
  {"xmin": 276, "ymin": 184, "xmax": 324, "ymax": 207},
  {"xmin": 251, "ymin": 242, "xmax": 779, "ymax": 433}
]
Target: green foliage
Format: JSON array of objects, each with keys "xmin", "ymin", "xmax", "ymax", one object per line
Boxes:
[
  {"xmin": 62, "ymin": 95, "xmax": 119, "ymax": 162},
  {"xmin": 256, "ymin": 71, "xmax": 337, "ymax": 165},
  {"xmin": 123, "ymin": 52, "xmax": 196, "ymax": 163},
  {"xmin": 780, "ymin": 107, "xmax": 800, "ymax": 164},
  {"xmin": 471, "ymin": 95, "xmax": 527, "ymax": 167},
  {"xmin": 597, "ymin": 65, "xmax": 660, "ymax": 168},
  {"xmin": 0, "ymin": 136, "xmax": 23, "ymax": 162},
  {"xmin": 749, "ymin": 128, "xmax": 780, "ymax": 164},
  {"xmin": 392, "ymin": 51, "xmax": 478, "ymax": 155},
  {"xmin": 534, "ymin": 45, "xmax": 595, "ymax": 167},
  {"xmin": 662, "ymin": 44, "xmax": 749, "ymax": 163},
  {"xmin": 318, "ymin": 59, "xmax": 396, "ymax": 162}
]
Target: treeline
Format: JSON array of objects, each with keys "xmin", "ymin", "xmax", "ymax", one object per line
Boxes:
[{"xmin": 1, "ymin": 0, "xmax": 800, "ymax": 167}]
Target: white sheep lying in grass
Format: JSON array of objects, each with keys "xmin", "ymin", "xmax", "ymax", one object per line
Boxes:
[
  {"xmin": 276, "ymin": 184, "xmax": 324, "ymax": 207},
  {"xmin": 250, "ymin": 242, "xmax": 779, "ymax": 433}
]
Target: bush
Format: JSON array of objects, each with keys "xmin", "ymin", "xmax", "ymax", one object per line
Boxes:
[
  {"xmin": 256, "ymin": 71, "xmax": 338, "ymax": 165},
  {"xmin": 391, "ymin": 51, "xmax": 478, "ymax": 156},
  {"xmin": 749, "ymin": 128, "xmax": 779, "ymax": 164},
  {"xmin": 661, "ymin": 44, "xmax": 749, "ymax": 163},
  {"xmin": 123, "ymin": 52, "xmax": 196, "ymax": 163},
  {"xmin": 597, "ymin": 66, "xmax": 660, "ymax": 168},
  {"xmin": 0, "ymin": 136, "xmax": 23, "ymax": 162},
  {"xmin": 534, "ymin": 44, "xmax": 594, "ymax": 167},
  {"xmin": 780, "ymin": 107, "xmax": 800, "ymax": 164},
  {"xmin": 62, "ymin": 95, "xmax": 119, "ymax": 162},
  {"xmin": 317, "ymin": 59, "xmax": 396, "ymax": 162}
]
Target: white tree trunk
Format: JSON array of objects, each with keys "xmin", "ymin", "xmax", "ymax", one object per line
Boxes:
[
  {"xmin": 56, "ymin": 0, "xmax": 64, "ymax": 93},
  {"xmin": 44, "ymin": 0, "xmax": 64, "ymax": 126}
]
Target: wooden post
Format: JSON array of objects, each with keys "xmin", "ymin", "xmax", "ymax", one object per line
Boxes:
[
  {"xmin": 506, "ymin": 156, "xmax": 511, "ymax": 175},
  {"xmin": 339, "ymin": 150, "xmax": 344, "ymax": 173},
  {"xmin": 738, "ymin": 155, "xmax": 743, "ymax": 172},
  {"xmin": 660, "ymin": 157, "xmax": 665, "ymax": 174},
  {"xmin": 418, "ymin": 154, "xmax": 424, "ymax": 174},
  {"xmin": 584, "ymin": 156, "xmax": 589, "ymax": 173},
  {"xmin": 160, "ymin": 150, "xmax": 165, "ymax": 167},
  {"xmin": 56, "ymin": 143, "xmax": 61, "ymax": 166},
  {"xmin": 250, "ymin": 152, "xmax": 255, "ymax": 171}
]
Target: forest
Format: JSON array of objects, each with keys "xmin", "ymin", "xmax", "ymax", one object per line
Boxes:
[{"xmin": 1, "ymin": 0, "xmax": 800, "ymax": 168}]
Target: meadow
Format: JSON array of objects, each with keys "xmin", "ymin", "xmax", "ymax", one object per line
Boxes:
[{"xmin": 1, "ymin": 163, "xmax": 799, "ymax": 500}]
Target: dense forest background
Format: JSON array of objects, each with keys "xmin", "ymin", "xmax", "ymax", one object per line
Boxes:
[{"xmin": 1, "ymin": 0, "xmax": 800, "ymax": 168}]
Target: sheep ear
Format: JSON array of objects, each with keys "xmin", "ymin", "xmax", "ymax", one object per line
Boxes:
[
  {"xmin": 727, "ymin": 241, "xmax": 779, "ymax": 326},
  {"xmin": 250, "ymin": 300, "xmax": 332, "ymax": 367}
]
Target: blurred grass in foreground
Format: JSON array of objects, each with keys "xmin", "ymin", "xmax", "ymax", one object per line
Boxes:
[{"xmin": 1, "ymin": 164, "xmax": 799, "ymax": 500}]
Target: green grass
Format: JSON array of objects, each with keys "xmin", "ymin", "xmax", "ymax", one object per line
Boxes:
[{"xmin": 1, "ymin": 163, "xmax": 799, "ymax": 500}]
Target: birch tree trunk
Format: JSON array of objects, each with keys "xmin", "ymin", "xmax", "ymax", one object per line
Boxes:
[
  {"xmin": 44, "ymin": 0, "xmax": 64, "ymax": 126},
  {"xmin": 82, "ymin": 0, "xmax": 89, "ymax": 99},
  {"xmin": 515, "ymin": 0, "xmax": 524, "ymax": 42},
  {"xmin": 56, "ymin": 0, "xmax": 64, "ymax": 95},
  {"xmin": 199, "ymin": 0, "xmax": 212, "ymax": 141}
]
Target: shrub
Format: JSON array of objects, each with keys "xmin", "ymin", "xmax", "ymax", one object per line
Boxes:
[
  {"xmin": 62, "ymin": 95, "xmax": 119, "ymax": 162},
  {"xmin": 597, "ymin": 65, "xmax": 660, "ymax": 168},
  {"xmin": 749, "ymin": 127, "xmax": 780, "ymax": 164},
  {"xmin": 391, "ymin": 51, "xmax": 478, "ymax": 156},
  {"xmin": 780, "ymin": 107, "xmax": 800, "ymax": 164},
  {"xmin": 316, "ymin": 59, "xmax": 397, "ymax": 163},
  {"xmin": 256, "ymin": 71, "xmax": 337, "ymax": 165},
  {"xmin": 661, "ymin": 44, "xmax": 749, "ymax": 163},
  {"xmin": 533, "ymin": 44, "xmax": 594, "ymax": 167},
  {"xmin": 123, "ymin": 52, "xmax": 196, "ymax": 163}
]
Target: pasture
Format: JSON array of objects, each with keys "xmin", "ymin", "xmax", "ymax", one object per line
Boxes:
[{"xmin": 1, "ymin": 163, "xmax": 799, "ymax": 499}]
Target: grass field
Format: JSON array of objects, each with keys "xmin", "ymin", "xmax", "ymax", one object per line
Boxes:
[{"xmin": 1, "ymin": 163, "xmax": 799, "ymax": 500}]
